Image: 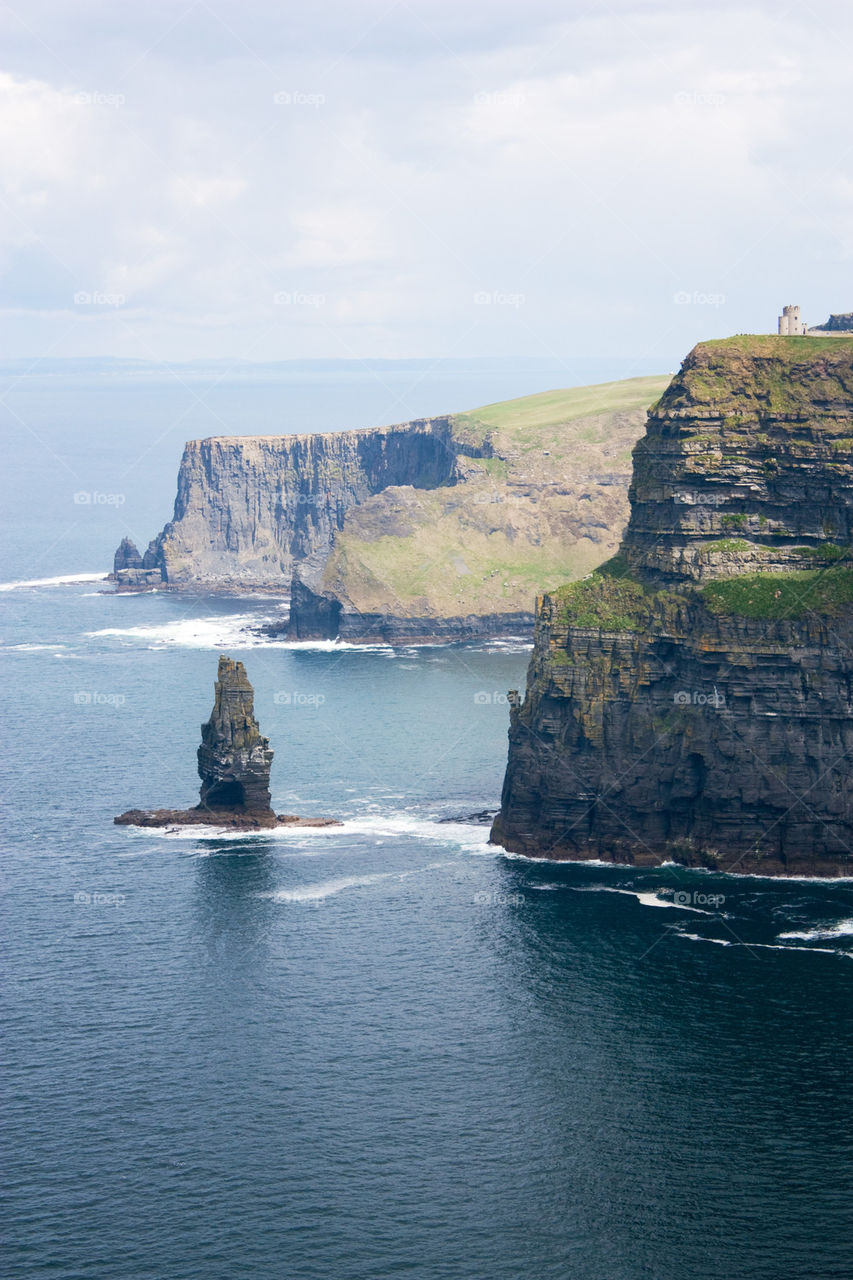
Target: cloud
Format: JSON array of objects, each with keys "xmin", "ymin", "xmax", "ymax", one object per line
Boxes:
[{"xmin": 0, "ymin": 0, "xmax": 849, "ymax": 360}]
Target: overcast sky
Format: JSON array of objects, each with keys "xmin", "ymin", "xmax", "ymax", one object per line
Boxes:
[{"xmin": 0, "ymin": 0, "xmax": 850, "ymax": 364}]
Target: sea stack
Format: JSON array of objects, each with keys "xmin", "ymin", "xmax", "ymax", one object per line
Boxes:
[
  {"xmin": 197, "ymin": 656, "xmax": 274, "ymax": 814},
  {"xmin": 115, "ymin": 655, "xmax": 338, "ymax": 830}
]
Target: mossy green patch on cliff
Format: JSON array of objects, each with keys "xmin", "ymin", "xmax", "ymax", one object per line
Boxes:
[
  {"xmin": 791, "ymin": 542, "xmax": 853, "ymax": 562},
  {"xmin": 703, "ymin": 538, "xmax": 752, "ymax": 553},
  {"xmin": 701, "ymin": 568, "xmax": 853, "ymax": 618},
  {"xmin": 551, "ymin": 572, "xmax": 650, "ymax": 631}
]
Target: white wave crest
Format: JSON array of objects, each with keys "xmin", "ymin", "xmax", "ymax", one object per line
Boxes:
[
  {"xmin": 571, "ymin": 885, "xmax": 714, "ymax": 913},
  {"xmin": 777, "ymin": 918, "xmax": 853, "ymax": 942},
  {"xmin": 87, "ymin": 614, "xmax": 393, "ymax": 651},
  {"xmin": 0, "ymin": 571, "xmax": 107, "ymax": 592},
  {"xmin": 272, "ymin": 872, "xmax": 395, "ymax": 902},
  {"xmin": 678, "ymin": 932, "xmax": 851, "ymax": 958},
  {"xmin": 116, "ymin": 810, "xmax": 496, "ymax": 854}
]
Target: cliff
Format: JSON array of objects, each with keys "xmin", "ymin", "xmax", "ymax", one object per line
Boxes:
[
  {"xmin": 492, "ymin": 336, "xmax": 853, "ymax": 876},
  {"xmin": 113, "ymin": 377, "xmax": 670, "ymax": 642},
  {"xmin": 115, "ymin": 418, "xmax": 471, "ymax": 588}
]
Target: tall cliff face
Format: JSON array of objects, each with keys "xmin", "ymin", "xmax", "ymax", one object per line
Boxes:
[
  {"xmin": 112, "ymin": 376, "xmax": 670, "ymax": 643},
  {"xmin": 118, "ymin": 417, "xmax": 474, "ymax": 587},
  {"xmin": 622, "ymin": 336, "xmax": 853, "ymax": 584},
  {"xmin": 492, "ymin": 337, "xmax": 853, "ymax": 877}
]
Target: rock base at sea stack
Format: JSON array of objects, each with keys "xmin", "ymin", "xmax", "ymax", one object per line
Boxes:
[{"xmin": 114, "ymin": 808, "xmax": 340, "ymax": 830}]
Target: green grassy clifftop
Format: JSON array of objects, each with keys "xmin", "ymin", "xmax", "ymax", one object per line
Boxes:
[{"xmin": 308, "ymin": 376, "xmax": 669, "ymax": 632}]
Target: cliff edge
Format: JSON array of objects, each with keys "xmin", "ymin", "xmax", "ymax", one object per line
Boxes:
[
  {"xmin": 113, "ymin": 376, "xmax": 670, "ymax": 643},
  {"xmin": 491, "ymin": 335, "xmax": 853, "ymax": 876}
]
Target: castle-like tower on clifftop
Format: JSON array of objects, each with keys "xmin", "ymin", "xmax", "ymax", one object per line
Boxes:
[{"xmin": 778, "ymin": 304, "xmax": 806, "ymax": 335}]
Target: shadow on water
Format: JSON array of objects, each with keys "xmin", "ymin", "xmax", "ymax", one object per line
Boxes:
[
  {"xmin": 193, "ymin": 842, "xmax": 279, "ymax": 976},
  {"xmin": 472, "ymin": 851, "xmax": 853, "ymax": 1279}
]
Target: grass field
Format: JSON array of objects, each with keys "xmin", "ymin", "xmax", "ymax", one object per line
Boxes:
[
  {"xmin": 324, "ymin": 374, "xmax": 672, "ymax": 616},
  {"xmin": 453, "ymin": 375, "xmax": 671, "ymax": 444}
]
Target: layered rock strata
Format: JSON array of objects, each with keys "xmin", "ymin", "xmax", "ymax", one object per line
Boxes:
[
  {"xmin": 492, "ymin": 336, "xmax": 853, "ymax": 876},
  {"xmin": 111, "ymin": 377, "xmax": 670, "ymax": 642},
  {"xmin": 112, "ymin": 418, "xmax": 478, "ymax": 589}
]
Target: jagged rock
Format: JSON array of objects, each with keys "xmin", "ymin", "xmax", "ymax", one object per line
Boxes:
[
  {"xmin": 811, "ymin": 313, "xmax": 853, "ymax": 333},
  {"xmin": 197, "ymin": 656, "xmax": 274, "ymax": 812},
  {"xmin": 110, "ymin": 537, "xmax": 163, "ymax": 588},
  {"xmin": 114, "ymin": 536, "xmax": 143, "ymax": 573},
  {"xmin": 492, "ymin": 335, "xmax": 853, "ymax": 877},
  {"xmin": 114, "ymin": 655, "xmax": 339, "ymax": 830}
]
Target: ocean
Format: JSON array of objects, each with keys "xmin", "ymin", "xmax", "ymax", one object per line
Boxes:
[{"xmin": 2, "ymin": 359, "xmax": 851, "ymax": 1280}]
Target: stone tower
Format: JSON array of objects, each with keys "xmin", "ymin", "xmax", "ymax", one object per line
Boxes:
[
  {"xmin": 197, "ymin": 655, "xmax": 274, "ymax": 813},
  {"xmin": 778, "ymin": 304, "xmax": 806, "ymax": 335}
]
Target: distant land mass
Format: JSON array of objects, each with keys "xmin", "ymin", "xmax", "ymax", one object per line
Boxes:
[
  {"xmin": 492, "ymin": 334, "xmax": 853, "ymax": 877},
  {"xmin": 113, "ymin": 375, "xmax": 670, "ymax": 643}
]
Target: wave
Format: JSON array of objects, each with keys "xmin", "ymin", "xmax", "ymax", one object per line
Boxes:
[
  {"xmin": 570, "ymin": 885, "xmax": 717, "ymax": 914},
  {"xmin": 777, "ymin": 917, "xmax": 853, "ymax": 942},
  {"xmin": 271, "ymin": 872, "xmax": 397, "ymax": 902},
  {"xmin": 0, "ymin": 642, "xmax": 68, "ymax": 652},
  {"xmin": 678, "ymin": 932, "xmax": 851, "ymax": 959},
  {"xmin": 502, "ymin": 848, "xmax": 853, "ymax": 883},
  {"xmin": 0, "ymin": 571, "xmax": 107, "ymax": 592},
  {"xmin": 270, "ymin": 857, "xmax": 456, "ymax": 903},
  {"xmin": 115, "ymin": 810, "xmax": 497, "ymax": 854},
  {"xmin": 87, "ymin": 613, "xmax": 394, "ymax": 652}
]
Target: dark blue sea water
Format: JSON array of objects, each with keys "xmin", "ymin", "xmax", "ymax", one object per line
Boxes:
[{"xmin": 2, "ymin": 362, "xmax": 852, "ymax": 1280}]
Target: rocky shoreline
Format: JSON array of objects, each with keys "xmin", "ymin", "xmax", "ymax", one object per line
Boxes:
[{"xmin": 114, "ymin": 808, "xmax": 340, "ymax": 830}]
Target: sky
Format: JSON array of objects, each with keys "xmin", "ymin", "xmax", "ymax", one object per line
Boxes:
[{"xmin": 0, "ymin": 0, "xmax": 850, "ymax": 365}]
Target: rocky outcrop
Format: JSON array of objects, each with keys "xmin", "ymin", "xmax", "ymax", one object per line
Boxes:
[
  {"xmin": 492, "ymin": 336, "xmax": 853, "ymax": 876},
  {"xmin": 114, "ymin": 418, "xmax": 478, "ymax": 588},
  {"xmin": 196, "ymin": 656, "xmax": 274, "ymax": 813},
  {"xmin": 620, "ymin": 336, "xmax": 853, "ymax": 584},
  {"xmin": 115, "ymin": 655, "xmax": 339, "ymax": 830},
  {"xmin": 112, "ymin": 536, "xmax": 162, "ymax": 589},
  {"xmin": 812, "ymin": 313, "xmax": 853, "ymax": 334},
  {"xmin": 111, "ymin": 376, "xmax": 671, "ymax": 640}
]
